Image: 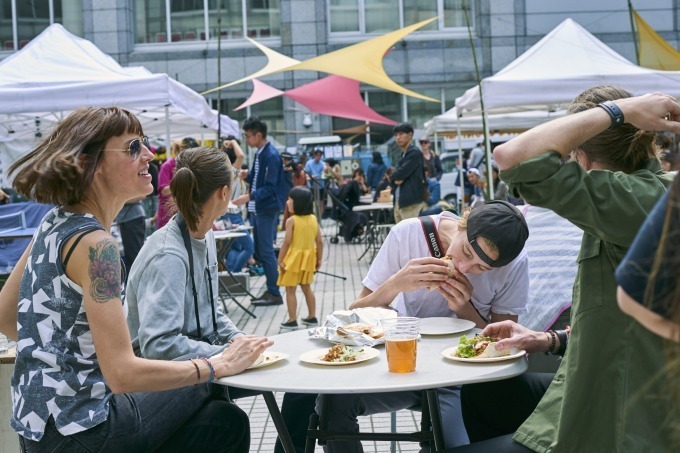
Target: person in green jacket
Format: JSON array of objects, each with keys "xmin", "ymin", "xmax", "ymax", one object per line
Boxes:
[{"xmin": 451, "ymin": 86, "xmax": 680, "ymax": 452}]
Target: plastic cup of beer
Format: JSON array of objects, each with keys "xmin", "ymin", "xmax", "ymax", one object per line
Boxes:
[{"xmin": 380, "ymin": 317, "xmax": 420, "ymax": 373}]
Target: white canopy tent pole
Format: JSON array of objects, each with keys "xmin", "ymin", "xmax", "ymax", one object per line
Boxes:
[
  {"xmin": 164, "ymin": 105, "xmax": 171, "ymax": 158},
  {"xmin": 483, "ymin": 109, "xmax": 494, "ymax": 200},
  {"xmin": 456, "ymin": 111, "xmax": 463, "ymax": 213}
]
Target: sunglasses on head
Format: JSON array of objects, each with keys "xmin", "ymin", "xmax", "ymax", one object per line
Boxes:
[{"xmin": 104, "ymin": 136, "xmax": 150, "ymax": 160}]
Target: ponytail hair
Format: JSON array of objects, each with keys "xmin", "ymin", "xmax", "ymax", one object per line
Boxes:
[
  {"xmin": 170, "ymin": 146, "xmax": 232, "ymax": 231},
  {"xmin": 568, "ymin": 86, "xmax": 660, "ymax": 173}
]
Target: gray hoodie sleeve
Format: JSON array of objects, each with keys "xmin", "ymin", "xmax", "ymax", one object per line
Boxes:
[{"xmin": 132, "ymin": 251, "xmax": 237, "ymax": 360}]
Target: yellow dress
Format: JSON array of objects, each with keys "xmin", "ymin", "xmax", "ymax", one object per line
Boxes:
[{"xmin": 277, "ymin": 214, "xmax": 318, "ymax": 286}]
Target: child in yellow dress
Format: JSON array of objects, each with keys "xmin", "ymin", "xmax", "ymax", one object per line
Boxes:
[{"xmin": 277, "ymin": 187, "xmax": 323, "ymax": 329}]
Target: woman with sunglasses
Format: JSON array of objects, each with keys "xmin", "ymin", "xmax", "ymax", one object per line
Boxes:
[{"xmin": 0, "ymin": 107, "xmax": 271, "ymax": 452}]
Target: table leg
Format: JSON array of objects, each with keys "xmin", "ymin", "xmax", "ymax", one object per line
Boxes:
[
  {"xmin": 217, "ymin": 277, "xmax": 257, "ymax": 318},
  {"xmin": 262, "ymin": 391, "xmax": 296, "ymax": 453},
  {"xmin": 216, "ymin": 237, "xmax": 257, "ymax": 319},
  {"xmin": 425, "ymin": 388, "xmax": 445, "ymax": 451},
  {"xmin": 305, "ymin": 411, "xmax": 320, "ymax": 453},
  {"xmin": 225, "ymin": 263, "xmax": 257, "ymax": 299},
  {"xmin": 357, "ymin": 211, "xmax": 376, "ymax": 261}
]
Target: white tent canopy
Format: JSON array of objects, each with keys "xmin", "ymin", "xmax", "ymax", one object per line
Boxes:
[
  {"xmin": 455, "ymin": 18, "xmax": 680, "ymax": 116},
  {"xmin": 425, "ymin": 109, "xmax": 566, "ymax": 136},
  {"xmin": 0, "ymin": 24, "xmax": 238, "ymax": 183}
]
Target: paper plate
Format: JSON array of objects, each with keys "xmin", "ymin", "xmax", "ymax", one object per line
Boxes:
[
  {"xmin": 419, "ymin": 317, "xmax": 475, "ymax": 336},
  {"xmin": 440, "ymin": 346, "xmax": 526, "ymax": 363},
  {"xmin": 300, "ymin": 347, "xmax": 380, "ymax": 366}
]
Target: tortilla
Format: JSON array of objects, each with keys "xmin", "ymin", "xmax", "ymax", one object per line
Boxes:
[
  {"xmin": 454, "ymin": 334, "xmax": 511, "ymax": 359},
  {"xmin": 476, "ymin": 342, "xmax": 511, "ymax": 358},
  {"xmin": 428, "ymin": 256, "xmax": 456, "ymax": 291},
  {"xmin": 342, "ymin": 323, "xmax": 384, "ymax": 339},
  {"xmin": 250, "ymin": 354, "xmax": 266, "ymax": 368}
]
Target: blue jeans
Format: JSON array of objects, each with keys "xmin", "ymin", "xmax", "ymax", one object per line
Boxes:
[
  {"xmin": 18, "ymin": 383, "xmax": 249, "ymax": 452},
  {"xmin": 221, "ymin": 212, "xmax": 255, "ymax": 272},
  {"xmin": 250, "ymin": 209, "xmax": 281, "ymax": 296}
]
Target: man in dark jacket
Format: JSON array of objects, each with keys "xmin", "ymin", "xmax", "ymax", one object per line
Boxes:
[
  {"xmin": 390, "ymin": 122, "xmax": 426, "ymax": 223},
  {"xmin": 232, "ymin": 116, "xmax": 287, "ymax": 305}
]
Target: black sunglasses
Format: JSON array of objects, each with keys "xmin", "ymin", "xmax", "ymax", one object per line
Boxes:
[{"xmin": 104, "ymin": 136, "xmax": 150, "ymax": 160}]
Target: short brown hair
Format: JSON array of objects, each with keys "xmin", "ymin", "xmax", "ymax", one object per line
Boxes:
[
  {"xmin": 568, "ymin": 86, "xmax": 659, "ymax": 173},
  {"xmin": 170, "ymin": 147, "xmax": 233, "ymax": 231},
  {"xmin": 9, "ymin": 107, "xmax": 142, "ymax": 206}
]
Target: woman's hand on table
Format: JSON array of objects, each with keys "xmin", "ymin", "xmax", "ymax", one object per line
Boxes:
[
  {"xmin": 482, "ymin": 320, "xmax": 549, "ymax": 354},
  {"xmin": 212, "ymin": 335, "xmax": 273, "ymax": 377}
]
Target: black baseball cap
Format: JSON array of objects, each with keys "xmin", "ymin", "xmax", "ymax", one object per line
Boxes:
[{"xmin": 467, "ymin": 201, "xmax": 529, "ymax": 268}]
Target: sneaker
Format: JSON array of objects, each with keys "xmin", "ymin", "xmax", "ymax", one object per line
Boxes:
[
  {"xmin": 251, "ymin": 291, "xmax": 283, "ymax": 306},
  {"xmin": 301, "ymin": 317, "xmax": 318, "ymax": 326},
  {"xmin": 247, "ymin": 266, "xmax": 265, "ymax": 277},
  {"xmin": 280, "ymin": 320, "xmax": 299, "ymax": 329}
]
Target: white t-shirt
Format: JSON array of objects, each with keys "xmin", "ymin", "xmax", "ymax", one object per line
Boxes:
[{"xmin": 362, "ymin": 211, "xmax": 529, "ymax": 319}]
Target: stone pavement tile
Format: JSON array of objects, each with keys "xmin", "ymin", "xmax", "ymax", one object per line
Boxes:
[{"xmin": 229, "ymin": 220, "xmax": 422, "ymax": 452}]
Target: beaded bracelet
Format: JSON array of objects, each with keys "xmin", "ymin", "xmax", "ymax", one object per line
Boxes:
[
  {"xmin": 547, "ymin": 330, "xmax": 557, "ymax": 354},
  {"xmin": 200, "ymin": 357, "xmax": 215, "ymax": 383},
  {"xmin": 189, "ymin": 359, "xmax": 201, "ymax": 384}
]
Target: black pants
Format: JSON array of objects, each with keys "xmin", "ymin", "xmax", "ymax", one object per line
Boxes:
[
  {"xmin": 443, "ymin": 434, "xmax": 534, "ymax": 452},
  {"xmin": 274, "ymin": 393, "xmax": 318, "ymax": 453},
  {"xmin": 443, "ymin": 372, "xmax": 555, "ymax": 452},
  {"xmin": 119, "ymin": 217, "xmax": 146, "ymax": 273},
  {"xmin": 18, "ymin": 384, "xmax": 249, "ymax": 453}
]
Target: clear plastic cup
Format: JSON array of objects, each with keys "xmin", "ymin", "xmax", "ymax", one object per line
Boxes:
[{"xmin": 380, "ymin": 317, "xmax": 420, "ymax": 373}]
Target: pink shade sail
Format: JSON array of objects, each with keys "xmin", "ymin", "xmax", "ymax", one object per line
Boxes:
[
  {"xmin": 285, "ymin": 75, "xmax": 397, "ymax": 125},
  {"xmin": 234, "ymin": 79, "xmax": 284, "ymax": 110}
]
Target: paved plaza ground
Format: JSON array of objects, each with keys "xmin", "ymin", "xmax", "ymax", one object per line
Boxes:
[{"xmin": 226, "ymin": 219, "xmax": 423, "ymax": 453}]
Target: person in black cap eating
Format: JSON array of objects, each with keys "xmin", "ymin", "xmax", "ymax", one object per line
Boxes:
[{"xmin": 314, "ymin": 201, "xmax": 531, "ymax": 452}]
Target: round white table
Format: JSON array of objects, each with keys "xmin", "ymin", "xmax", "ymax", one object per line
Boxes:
[
  {"xmin": 216, "ymin": 328, "xmax": 527, "ymax": 452},
  {"xmin": 351, "ymin": 202, "xmax": 394, "ymax": 262}
]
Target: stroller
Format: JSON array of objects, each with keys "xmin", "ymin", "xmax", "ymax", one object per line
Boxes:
[{"xmin": 329, "ymin": 181, "xmax": 368, "ymax": 244}]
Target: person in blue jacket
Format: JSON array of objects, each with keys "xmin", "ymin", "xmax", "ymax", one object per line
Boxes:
[
  {"xmin": 232, "ymin": 116, "xmax": 287, "ymax": 306},
  {"xmin": 366, "ymin": 151, "xmax": 387, "ymax": 191}
]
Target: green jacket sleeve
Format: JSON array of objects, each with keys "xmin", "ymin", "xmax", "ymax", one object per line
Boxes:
[{"xmin": 501, "ymin": 151, "xmax": 671, "ymax": 247}]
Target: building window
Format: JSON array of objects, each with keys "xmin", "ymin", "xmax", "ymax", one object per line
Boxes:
[
  {"xmin": 1, "ymin": 0, "xmax": 82, "ymax": 52},
  {"xmin": 328, "ymin": 0, "xmax": 470, "ymax": 35},
  {"xmin": 329, "ymin": 0, "xmax": 359, "ymax": 33},
  {"xmin": 406, "ymin": 88, "xmax": 442, "ymax": 130},
  {"xmin": 135, "ymin": 0, "xmax": 280, "ymax": 44},
  {"xmin": 249, "ymin": 96, "xmax": 284, "ymax": 144}
]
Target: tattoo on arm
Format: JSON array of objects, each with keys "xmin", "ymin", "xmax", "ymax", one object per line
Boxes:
[{"xmin": 88, "ymin": 239, "xmax": 122, "ymax": 303}]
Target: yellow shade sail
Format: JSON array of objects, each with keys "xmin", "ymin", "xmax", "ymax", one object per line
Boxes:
[
  {"xmin": 634, "ymin": 10, "xmax": 680, "ymax": 70},
  {"xmin": 201, "ymin": 37, "xmax": 300, "ymax": 95},
  {"xmin": 287, "ymin": 17, "xmax": 440, "ymax": 102},
  {"xmin": 202, "ymin": 18, "xmax": 440, "ymax": 102}
]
